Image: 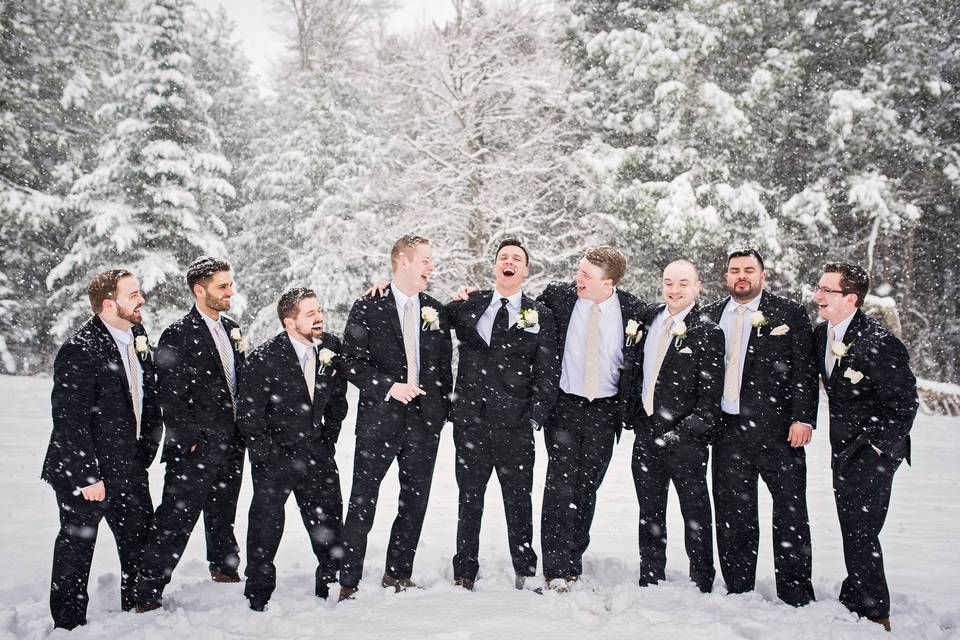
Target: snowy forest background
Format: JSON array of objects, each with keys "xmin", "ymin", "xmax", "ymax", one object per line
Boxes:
[{"xmin": 2, "ymin": 0, "xmax": 958, "ymax": 387}]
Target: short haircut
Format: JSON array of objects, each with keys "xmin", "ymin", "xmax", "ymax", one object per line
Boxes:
[
  {"xmin": 87, "ymin": 269, "xmax": 133, "ymax": 314},
  {"xmin": 727, "ymin": 248, "xmax": 765, "ymax": 271},
  {"xmin": 666, "ymin": 259, "xmax": 701, "ymax": 282},
  {"xmin": 496, "ymin": 238, "xmax": 529, "ymax": 265},
  {"xmin": 823, "ymin": 262, "xmax": 870, "ymax": 307},
  {"xmin": 186, "ymin": 256, "xmax": 231, "ymax": 290},
  {"xmin": 277, "ymin": 287, "xmax": 317, "ymax": 324},
  {"xmin": 584, "ymin": 246, "xmax": 627, "ymax": 285},
  {"xmin": 390, "ymin": 235, "xmax": 430, "ymax": 271}
]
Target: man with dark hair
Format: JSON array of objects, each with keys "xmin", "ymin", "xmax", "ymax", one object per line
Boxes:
[
  {"xmin": 446, "ymin": 239, "xmax": 559, "ymax": 591},
  {"xmin": 136, "ymin": 256, "xmax": 246, "ymax": 611},
  {"xmin": 238, "ymin": 288, "xmax": 348, "ymax": 611},
  {"xmin": 536, "ymin": 246, "xmax": 645, "ymax": 590},
  {"xmin": 703, "ymin": 248, "xmax": 818, "ymax": 606},
  {"xmin": 43, "ymin": 270, "xmax": 162, "ymax": 629},
  {"xmin": 814, "ymin": 262, "xmax": 917, "ymax": 632},
  {"xmin": 625, "ymin": 260, "xmax": 723, "ymax": 593},
  {"xmin": 338, "ymin": 235, "xmax": 453, "ymax": 600}
]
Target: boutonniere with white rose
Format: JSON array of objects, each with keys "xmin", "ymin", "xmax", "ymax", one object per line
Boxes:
[
  {"xmin": 671, "ymin": 320, "xmax": 688, "ymax": 347},
  {"xmin": 134, "ymin": 335, "xmax": 152, "ymax": 361},
  {"xmin": 751, "ymin": 311, "xmax": 769, "ymax": 336},
  {"xmin": 624, "ymin": 319, "xmax": 642, "ymax": 346},
  {"xmin": 229, "ymin": 327, "xmax": 247, "ymax": 353},
  {"xmin": 421, "ymin": 306, "xmax": 440, "ymax": 331},
  {"xmin": 516, "ymin": 308, "xmax": 539, "ymax": 329},
  {"xmin": 843, "ymin": 367, "xmax": 864, "ymax": 384},
  {"xmin": 316, "ymin": 348, "xmax": 336, "ymax": 375},
  {"xmin": 831, "ymin": 340, "xmax": 852, "ymax": 364}
]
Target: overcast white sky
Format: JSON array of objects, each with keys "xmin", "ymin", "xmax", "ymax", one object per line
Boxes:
[{"xmin": 194, "ymin": 0, "xmax": 457, "ymax": 92}]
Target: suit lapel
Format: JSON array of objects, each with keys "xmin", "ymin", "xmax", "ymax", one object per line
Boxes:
[
  {"xmin": 92, "ymin": 316, "xmax": 137, "ymax": 420},
  {"xmin": 830, "ymin": 310, "xmax": 864, "ymax": 385},
  {"xmin": 384, "ymin": 287, "xmax": 405, "ymax": 347},
  {"xmin": 470, "ymin": 292, "xmax": 493, "ymax": 345},
  {"xmin": 741, "ymin": 291, "xmax": 767, "ymax": 377},
  {"xmin": 190, "ymin": 306, "xmax": 224, "ymax": 371},
  {"xmin": 280, "ymin": 334, "xmax": 312, "ymax": 406}
]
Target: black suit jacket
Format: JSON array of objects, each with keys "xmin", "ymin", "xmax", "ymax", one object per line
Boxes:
[
  {"xmin": 43, "ymin": 316, "xmax": 162, "ymax": 490},
  {"xmin": 237, "ymin": 332, "xmax": 348, "ymax": 466},
  {"xmin": 342, "ymin": 287, "xmax": 453, "ymax": 437},
  {"xmin": 625, "ymin": 304, "xmax": 724, "ymax": 441},
  {"xmin": 155, "ymin": 306, "xmax": 245, "ymax": 461},
  {"xmin": 537, "ymin": 281, "xmax": 647, "ymax": 421},
  {"xmin": 447, "ymin": 291, "xmax": 560, "ymax": 429},
  {"xmin": 815, "ymin": 309, "xmax": 918, "ymax": 466},
  {"xmin": 703, "ymin": 291, "xmax": 819, "ymax": 438}
]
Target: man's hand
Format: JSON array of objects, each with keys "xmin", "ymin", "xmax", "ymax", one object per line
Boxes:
[
  {"xmin": 787, "ymin": 422, "xmax": 813, "ymax": 447},
  {"xmin": 389, "ymin": 383, "xmax": 427, "ymax": 404},
  {"xmin": 81, "ymin": 480, "xmax": 105, "ymax": 502},
  {"xmin": 363, "ymin": 280, "xmax": 390, "ymax": 298},
  {"xmin": 453, "ymin": 286, "xmax": 477, "ymax": 301}
]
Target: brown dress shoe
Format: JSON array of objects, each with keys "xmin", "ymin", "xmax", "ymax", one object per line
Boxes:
[
  {"xmin": 869, "ymin": 617, "xmax": 892, "ymax": 632},
  {"xmin": 338, "ymin": 586, "xmax": 358, "ymax": 601},
  {"xmin": 454, "ymin": 578, "xmax": 475, "ymax": 591},
  {"xmin": 546, "ymin": 578, "xmax": 570, "ymax": 593},
  {"xmin": 135, "ymin": 601, "xmax": 162, "ymax": 614},
  {"xmin": 381, "ymin": 573, "xmax": 417, "ymax": 592},
  {"xmin": 210, "ymin": 569, "xmax": 241, "ymax": 583}
]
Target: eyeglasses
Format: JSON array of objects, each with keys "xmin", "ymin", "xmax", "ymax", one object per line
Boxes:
[{"xmin": 814, "ymin": 286, "xmax": 849, "ymax": 295}]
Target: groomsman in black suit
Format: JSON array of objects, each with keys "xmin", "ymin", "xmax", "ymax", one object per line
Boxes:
[
  {"xmin": 338, "ymin": 235, "xmax": 453, "ymax": 600},
  {"xmin": 43, "ymin": 270, "xmax": 162, "ymax": 629},
  {"xmin": 814, "ymin": 262, "xmax": 917, "ymax": 632},
  {"xmin": 447, "ymin": 239, "xmax": 559, "ymax": 590},
  {"xmin": 136, "ymin": 256, "xmax": 246, "ymax": 611},
  {"xmin": 238, "ymin": 288, "xmax": 348, "ymax": 610},
  {"xmin": 703, "ymin": 248, "xmax": 818, "ymax": 606},
  {"xmin": 537, "ymin": 247, "xmax": 645, "ymax": 590},
  {"xmin": 626, "ymin": 260, "xmax": 723, "ymax": 593}
]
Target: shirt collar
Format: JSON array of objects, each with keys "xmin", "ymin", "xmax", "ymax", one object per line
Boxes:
[
  {"xmin": 727, "ymin": 294, "xmax": 762, "ymax": 313},
  {"xmin": 196, "ymin": 305, "xmax": 223, "ymax": 328},
  {"xmin": 102, "ymin": 319, "xmax": 133, "ymax": 346},
  {"xmin": 663, "ymin": 301, "xmax": 696, "ymax": 324},
  {"xmin": 489, "ymin": 289, "xmax": 523, "ymax": 310},
  {"xmin": 390, "ymin": 282, "xmax": 417, "ymax": 311},
  {"xmin": 287, "ymin": 333, "xmax": 319, "ymax": 363},
  {"xmin": 828, "ymin": 311, "xmax": 856, "ymax": 339}
]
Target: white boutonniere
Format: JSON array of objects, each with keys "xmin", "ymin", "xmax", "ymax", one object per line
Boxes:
[
  {"xmin": 751, "ymin": 311, "xmax": 769, "ymax": 336},
  {"xmin": 421, "ymin": 306, "xmax": 440, "ymax": 331},
  {"xmin": 770, "ymin": 324, "xmax": 790, "ymax": 336},
  {"xmin": 831, "ymin": 340, "xmax": 851, "ymax": 362},
  {"xmin": 134, "ymin": 335, "xmax": 152, "ymax": 361},
  {"xmin": 671, "ymin": 320, "xmax": 688, "ymax": 347},
  {"xmin": 624, "ymin": 319, "xmax": 642, "ymax": 346},
  {"xmin": 679, "ymin": 346, "xmax": 693, "ymax": 354},
  {"xmin": 229, "ymin": 327, "xmax": 247, "ymax": 352},
  {"xmin": 516, "ymin": 308, "xmax": 539, "ymax": 329},
  {"xmin": 316, "ymin": 347, "xmax": 336, "ymax": 375},
  {"xmin": 843, "ymin": 367, "xmax": 864, "ymax": 384}
]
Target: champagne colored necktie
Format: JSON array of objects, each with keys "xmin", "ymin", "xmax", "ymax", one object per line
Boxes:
[
  {"xmin": 827, "ymin": 327, "xmax": 837, "ymax": 376},
  {"xmin": 126, "ymin": 341, "xmax": 142, "ymax": 435},
  {"xmin": 722, "ymin": 305, "xmax": 747, "ymax": 404},
  {"xmin": 403, "ymin": 300, "xmax": 418, "ymax": 386},
  {"xmin": 212, "ymin": 324, "xmax": 237, "ymax": 417},
  {"xmin": 583, "ymin": 303, "xmax": 601, "ymax": 400},
  {"xmin": 643, "ymin": 316, "xmax": 674, "ymax": 417},
  {"xmin": 304, "ymin": 346, "xmax": 316, "ymax": 402}
]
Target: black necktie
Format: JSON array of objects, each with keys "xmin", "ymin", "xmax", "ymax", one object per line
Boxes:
[{"xmin": 492, "ymin": 297, "xmax": 509, "ymax": 347}]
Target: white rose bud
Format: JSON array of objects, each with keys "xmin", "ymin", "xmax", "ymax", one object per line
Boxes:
[
  {"xmin": 317, "ymin": 348, "xmax": 336, "ymax": 364},
  {"xmin": 625, "ymin": 319, "xmax": 640, "ymax": 336},
  {"xmin": 134, "ymin": 335, "xmax": 149, "ymax": 352},
  {"xmin": 230, "ymin": 328, "xmax": 242, "ymax": 340},
  {"xmin": 421, "ymin": 307, "xmax": 439, "ymax": 324},
  {"xmin": 831, "ymin": 341, "xmax": 848, "ymax": 357},
  {"xmin": 525, "ymin": 309, "xmax": 539, "ymax": 326},
  {"xmin": 671, "ymin": 320, "xmax": 687, "ymax": 337},
  {"xmin": 750, "ymin": 311, "xmax": 766, "ymax": 327}
]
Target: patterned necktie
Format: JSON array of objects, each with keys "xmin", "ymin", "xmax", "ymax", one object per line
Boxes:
[
  {"xmin": 126, "ymin": 340, "xmax": 142, "ymax": 435},
  {"xmin": 212, "ymin": 323, "xmax": 237, "ymax": 414},
  {"xmin": 643, "ymin": 315, "xmax": 674, "ymax": 417},
  {"xmin": 403, "ymin": 300, "xmax": 418, "ymax": 386},
  {"xmin": 827, "ymin": 327, "xmax": 837, "ymax": 376},
  {"xmin": 304, "ymin": 346, "xmax": 316, "ymax": 402},
  {"xmin": 723, "ymin": 305, "xmax": 747, "ymax": 404},
  {"xmin": 583, "ymin": 303, "xmax": 601, "ymax": 400},
  {"xmin": 491, "ymin": 297, "xmax": 509, "ymax": 347}
]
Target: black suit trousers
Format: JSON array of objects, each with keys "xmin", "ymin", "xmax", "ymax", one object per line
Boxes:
[
  {"xmin": 452, "ymin": 423, "xmax": 537, "ymax": 581},
  {"xmin": 834, "ymin": 446, "xmax": 901, "ymax": 620},
  {"xmin": 711, "ymin": 414, "xmax": 814, "ymax": 606},
  {"xmin": 49, "ymin": 478, "xmax": 152, "ymax": 629},
  {"xmin": 541, "ymin": 393, "xmax": 618, "ymax": 580},
  {"xmin": 339, "ymin": 412, "xmax": 440, "ymax": 588},
  {"xmin": 136, "ymin": 439, "xmax": 244, "ymax": 603},
  {"xmin": 631, "ymin": 430, "xmax": 714, "ymax": 592},
  {"xmin": 244, "ymin": 448, "xmax": 342, "ymax": 603}
]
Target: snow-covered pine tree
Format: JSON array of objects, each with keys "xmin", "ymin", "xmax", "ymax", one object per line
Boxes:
[
  {"xmin": 381, "ymin": 0, "xmax": 589, "ymax": 294},
  {"xmin": 48, "ymin": 0, "xmax": 236, "ymax": 337}
]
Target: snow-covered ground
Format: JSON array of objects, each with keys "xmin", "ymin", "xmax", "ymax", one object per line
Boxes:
[{"xmin": 2, "ymin": 373, "xmax": 958, "ymax": 639}]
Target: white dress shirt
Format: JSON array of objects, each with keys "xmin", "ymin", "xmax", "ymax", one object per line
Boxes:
[
  {"xmin": 825, "ymin": 312, "xmax": 856, "ymax": 375},
  {"xmin": 198, "ymin": 306, "xmax": 237, "ymax": 388},
  {"xmin": 103, "ymin": 321, "xmax": 143, "ymax": 417},
  {"xmin": 560, "ymin": 291, "xmax": 624, "ymax": 399},
  {"xmin": 718, "ymin": 295, "xmax": 762, "ymax": 415},
  {"xmin": 288, "ymin": 334, "xmax": 320, "ymax": 371},
  {"xmin": 390, "ymin": 282, "xmax": 421, "ymax": 377},
  {"xmin": 475, "ymin": 290, "xmax": 523, "ymax": 346},
  {"xmin": 641, "ymin": 302, "xmax": 695, "ymax": 404}
]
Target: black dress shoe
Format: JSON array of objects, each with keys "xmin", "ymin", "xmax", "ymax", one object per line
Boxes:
[
  {"xmin": 338, "ymin": 586, "xmax": 358, "ymax": 601},
  {"xmin": 248, "ymin": 600, "xmax": 267, "ymax": 612},
  {"xmin": 210, "ymin": 569, "xmax": 241, "ymax": 583},
  {"xmin": 316, "ymin": 582, "xmax": 330, "ymax": 600},
  {"xmin": 135, "ymin": 601, "xmax": 162, "ymax": 613}
]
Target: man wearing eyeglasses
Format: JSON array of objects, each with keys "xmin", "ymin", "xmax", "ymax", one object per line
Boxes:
[
  {"xmin": 814, "ymin": 262, "xmax": 917, "ymax": 632},
  {"xmin": 703, "ymin": 249, "xmax": 818, "ymax": 607}
]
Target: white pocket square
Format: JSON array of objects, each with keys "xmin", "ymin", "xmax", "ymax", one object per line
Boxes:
[
  {"xmin": 679, "ymin": 346, "xmax": 693, "ymax": 354},
  {"xmin": 843, "ymin": 367, "xmax": 864, "ymax": 384},
  {"xmin": 770, "ymin": 324, "xmax": 790, "ymax": 336},
  {"xmin": 522, "ymin": 324, "xmax": 540, "ymax": 334}
]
